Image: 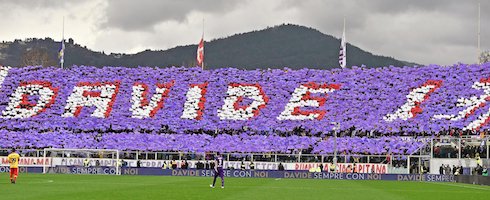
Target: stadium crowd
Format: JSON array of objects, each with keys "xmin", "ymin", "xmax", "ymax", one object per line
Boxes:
[{"xmin": 0, "ymin": 64, "xmax": 489, "ymax": 159}]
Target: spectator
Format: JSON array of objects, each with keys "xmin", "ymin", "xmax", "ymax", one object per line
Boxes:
[
  {"xmin": 278, "ymin": 163, "xmax": 285, "ymax": 171},
  {"xmin": 309, "ymin": 167, "xmax": 316, "ymax": 172},
  {"xmin": 83, "ymin": 159, "xmax": 90, "ymax": 167},
  {"xmin": 241, "ymin": 161, "xmax": 246, "ymax": 170},
  {"xmin": 122, "ymin": 160, "xmax": 128, "ymax": 167},
  {"xmin": 171, "ymin": 159, "xmax": 177, "ymax": 169},
  {"xmin": 180, "ymin": 160, "xmax": 188, "ymax": 169},
  {"xmin": 420, "ymin": 164, "xmax": 428, "ymax": 174},
  {"xmin": 476, "ymin": 154, "xmax": 482, "ymax": 166},
  {"xmin": 444, "ymin": 165, "xmax": 451, "ymax": 175},
  {"xmin": 454, "ymin": 166, "xmax": 460, "ymax": 176},
  {"xmin": 475, "ymin": 164, "xmax": 483, "ymax": 175},
  {"xmin": 196, "ymin": 160, "xmax": 203, "ymax": 169}
]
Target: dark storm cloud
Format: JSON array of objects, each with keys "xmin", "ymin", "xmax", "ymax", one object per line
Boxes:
[
  {"xmin": 0, "ymin": 0, "xmax": 488, "ymax": 65},
  {"xmin": 100, "ymin": 0, "xmax": 244, "ymax": 31}
]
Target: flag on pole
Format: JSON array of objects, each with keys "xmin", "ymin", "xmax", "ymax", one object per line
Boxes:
[
  {"xmin": 59, "ymin": 16, "xmax": 65, "ymax": 69},
  {"xmin": 58, "ymin": 39, "xmax": 65, "ymax": 68},
  {"xmin": 339, "ymin": 19, "xmax": 346, "ymax": 68},
  {"xmin": 197, "ymin": 38, "xmax": 204, "ymax": 69}
]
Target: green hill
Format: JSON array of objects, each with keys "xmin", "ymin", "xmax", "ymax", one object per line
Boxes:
[{"xmin": 0, "ymin": 24, "xmax": 415, "ymax": 69}]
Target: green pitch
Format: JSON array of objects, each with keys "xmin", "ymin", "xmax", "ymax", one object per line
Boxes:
[{"xmin": 1, "ymin": 173, "xmax": 489, "ymax": 200}]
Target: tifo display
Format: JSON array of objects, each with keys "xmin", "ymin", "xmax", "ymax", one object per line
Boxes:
[{"xmin": 0, "ymin": 64, "xmax": 489, "ymax": 153}]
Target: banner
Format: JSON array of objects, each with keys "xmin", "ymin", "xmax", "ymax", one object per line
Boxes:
[
  {"xmin": 1, "ymin": 64, "xmax": 490, "ymax": 135},
  {"xmin": 4, "ymin": 65, "xmax": 490, "ymax": 153},
  {"xmin": 0, "ymin": 166, "xmax": 42, "ymax": 173},
  {"xmin": 0, "ymin": 157, "xmax": 388, "ymax": 174},
  {"xmin": 36, "ymin": 167, "xmax": 452, "ymax": 182},
  {"xmin": 0, "ymin": 157, "xmax": 52, "ymax": 167},
  {"xmin": 158, "ymin": 169, "xmax": 454, "ymax": 182},
  {"xmin": 45, "ymin": 166, "xmax": 118, "ymax": 175},
  {"xmin": 0, "ymin": 166, "xmax": 454, "ymax": 182},
  {"xmin": 290, "ymin": 163, "xmax": 387, "ymax": 173}
]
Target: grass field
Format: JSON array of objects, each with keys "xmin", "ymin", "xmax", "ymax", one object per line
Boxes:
[{"xmin": 1, "ymin": 173, "xmax": 489, "ymax": 200}]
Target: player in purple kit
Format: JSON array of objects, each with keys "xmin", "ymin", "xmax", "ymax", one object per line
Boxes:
[{"xmin": 210, "ymin": 152, "xmax": 225, "ymax": 188}]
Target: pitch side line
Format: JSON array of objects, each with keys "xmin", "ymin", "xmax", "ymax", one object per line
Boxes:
[{"xmin": 427, "ymin": 181, "xmax": 490, "ymax": 191}]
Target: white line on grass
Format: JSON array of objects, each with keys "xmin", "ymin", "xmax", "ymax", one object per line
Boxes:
[
  {"xmin": 427, "ymin": 181, "xmax": 490, "ymax": 191},
  {"xmin": 17, "ymin": 180, "xmax": 55, "ymax": 184}
]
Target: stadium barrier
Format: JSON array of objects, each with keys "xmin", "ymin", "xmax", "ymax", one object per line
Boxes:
[
  {"xmin": 0, "ymin": 156, "xmax": 391, "ymax": 173},
  {"xmin": 0, "ymin": 166, "xmax": 41, "ymax": 173},
  {"xmin": 430, "ymin": 158, "xmax": 489, "ymax": 174},
  {"xmin": 162, "ymin": 169, "xmax": 455, "ymax": 182},
  {"xmin": 0, "ymin": 166, "xmax": 454, "ymax": 182},
  {"xmin": 455, "ymin": 175, "xmax": 490, "ymax": 186}
]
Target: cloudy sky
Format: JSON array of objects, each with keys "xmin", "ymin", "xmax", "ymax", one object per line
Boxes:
[{"xmin": 0, "ymin": 0, "xmax": 488, "ymax": 65}]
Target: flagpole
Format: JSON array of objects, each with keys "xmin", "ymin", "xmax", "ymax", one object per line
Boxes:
[
  {"xmin": 202, "ymin": 17, "xmax": 205, "ymax": 70},
  {"xmin": 343, "ymin": 17, "xmax": 346, "ymax": 37},
  {"xmin": 338, "ymin": 17, "xmax": 346, "ymax": 69},
  {"xmin": 343, "ymin": 17, "xmax": 346, "ymax": 67},
  {"xmin": 478, "ymin": 0, "xmax": 481, "ymax": 63},
  {"xmin": 61, "ymin": 16, "xmax": 65, "ymax": 69}
]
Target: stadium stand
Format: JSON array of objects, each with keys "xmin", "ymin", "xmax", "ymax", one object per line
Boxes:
[{"xmin": 0, "ymin": 63, "xmax": 489, "ymax": 157}]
